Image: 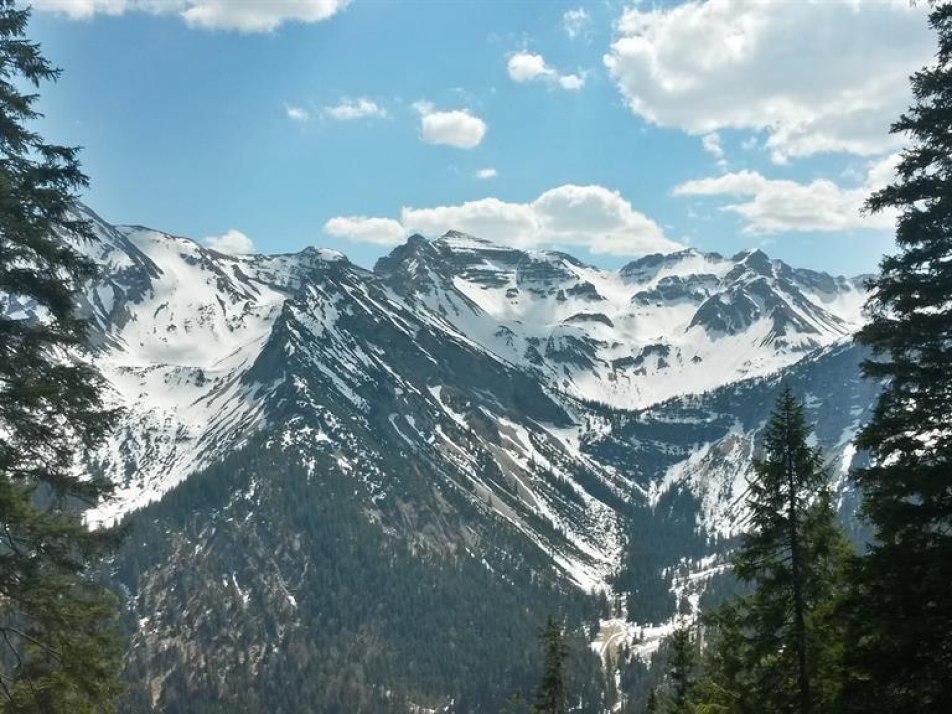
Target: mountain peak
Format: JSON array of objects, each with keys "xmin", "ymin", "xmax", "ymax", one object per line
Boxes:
[
  {"xmin": 436, "ymin": 230, "xmax": 511, "ymax": 252},
  {"xmin": 300, "ymin": 246, "xmax": 347, "ymax": 262},
  {"xmin": 734, "ymin": 248, "xmax": 773, "ymax": 275}
]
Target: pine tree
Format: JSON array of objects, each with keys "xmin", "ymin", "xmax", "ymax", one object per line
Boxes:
[
  {"xmin": 691, "ymin": 604, "xmax": 752, "ymax": 714},
  {"xmin": 706, "ymin": 388, "xmax": 850, "ymax": 714},
  {"xmin": 663, "ymin": 626, "xmax": 698, "ymax": 714},
  {"xmin": 532, "ymin": 617, "xmax": 569, "ymax": 714},
  {"xmin": 0, "ymin": 1, "xmax": 123, "ymax": 711},
  {"xmin": 844, "ymin": 4, "xmax": 952, "ymax": 712}
]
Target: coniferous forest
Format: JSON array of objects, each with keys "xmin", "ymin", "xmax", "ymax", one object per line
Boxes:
[
  {"xmin": 1, "ymin": 1, "xmax": 951, "ymax": 713},
  {"xmin": 630, "ymin": 6, "xmax": 952, "ymax": 713}
]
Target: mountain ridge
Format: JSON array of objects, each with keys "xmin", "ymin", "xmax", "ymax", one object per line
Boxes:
[
  {"xmin": 63, "ymin": 207, "xmax": 870, "ymax": 529},
  {"xmin": 26, "ymin": 205, "xmax": 881, "ymax": 712}
]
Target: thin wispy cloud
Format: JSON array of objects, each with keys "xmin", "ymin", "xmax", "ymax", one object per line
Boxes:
[
  {"xmin": 563, "ymin": 7, "xmax": 591, "ymax": 40},
  {"xmin": 285, "ymin": 105, "xmax": 311, "ymax": 122},
  {"xmin": 702, "ymin": 132, "xmax": 727, "ymax": 168},
  {"xmin": 507, "ymin": 51, "xmax": 585, "ymax": 91},
  {"xmin": 324, "ymin": 98, "xmax": 388, "ymax": 121}
]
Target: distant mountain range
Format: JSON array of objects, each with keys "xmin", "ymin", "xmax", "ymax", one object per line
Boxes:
[{"xmin": 44, "ymin": 205, "xmax": 879, "ymax": 712}]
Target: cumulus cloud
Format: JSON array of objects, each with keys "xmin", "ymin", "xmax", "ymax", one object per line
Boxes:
[
  {"xmin": 324, "ymin": 98, "xmax": 388, "ymax": 121},
  {"xmin": 33, "ymin": 0, "xmax": 349, "ymax": 32},
  {"xmin": 604, "ymin": 0, "xmax": 932, "ymax": 162},
  {"xmin": 507, "ymin": 51, "xmax": 585, "ymax": 91},
  {"xmin": 325, "ymin": 185, "xmax": 682, "ymax": 256},
  {"xmin": 674, "ymin": 154, "xmax": 900, "ymax": 234},
  {"xmin": 286, "ymin": 105, "xmax": 311, "ymax": 122},
  {"xmin": 204, "ymin": 229, "xmax": 255, "ymax": 254},
  {"xmin": 324, "ymin": 216, "xmax": 407, "ymax": 246},
  {"xmin": 414, "ymin": 102, "xmax": 487, "ymax": 149},
  {"xmin": 475, "ymin": 168, "xmax": 497, "ymax": 179},
  {"xmin": 563, "ymin": 7, "xmax": 592, "ymax": 40}
]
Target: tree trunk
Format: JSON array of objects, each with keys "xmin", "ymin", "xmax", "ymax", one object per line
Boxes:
[{"xmin": 785, "ymin": 411, "xmax": 810, "ymax": 714}]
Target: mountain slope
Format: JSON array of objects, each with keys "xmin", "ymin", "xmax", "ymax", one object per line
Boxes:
[
  {"xmin": 29, "ymin": 207, "xmax": 880, "ymax": 713},
  {"xmin": 375, "ymin": 231, "xmax": 867, "ymax": 408}
]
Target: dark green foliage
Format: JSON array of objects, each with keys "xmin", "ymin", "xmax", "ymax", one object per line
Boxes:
[
  {"xmin": 0, "ymin": 2, "xmax": 122, "ymax": 711},
  {"xmin": 618, "ymin": 627, "xmax": 699, "ymax": 714},
  {"xmin": 696, "ymin": 389, "xmax": 851, "ymax": 714},
  {"xmin": 114, "ymin": 439, "xmax": 606, "ymax": 714},
  {"xmin": 531, "ymin": 617, "xmax": 569, "ymax": 714},
  {"xmin": 691, "ymin": 605, "xmax": 752, "ymax": 714},
  {"xmin": 614, "ymin": 489, "xmax": 712, "ymax": 626},
  {"xmin": 589, "ymin": 344, "xmax": 877, "ymax": 638},
  {"xmin": 844, "ymin": 5, "xmax": 952, "ymax": 712},
  {"xmin": 662, "ymin": 627, "xmax": 698, "ymax": 714},
  {"xmin": 615, "ymin": 647, "xmax": 653, "ymax": 714}
]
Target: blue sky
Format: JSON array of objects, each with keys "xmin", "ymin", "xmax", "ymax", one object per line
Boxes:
[{"xmin": 30, "ymin": 0, "xmax": 934, "ymax": 275}]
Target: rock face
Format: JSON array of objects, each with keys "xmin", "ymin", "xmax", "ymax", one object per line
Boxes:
[
  {"xmin": 375, "ymin": 235, "xmax": 866, "ymax": 408},
  {"xmin": 42, "ymin": 209, "xmax": 877, "ymax": 713}
]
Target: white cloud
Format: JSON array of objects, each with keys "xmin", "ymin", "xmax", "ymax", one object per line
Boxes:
[
  {"xmin": 33, "ymin": 0, "xmax": 128, "ymax": 18},
  {"xmin": 701, "ymin": 132, "xmax": 725, "ymax": 162},
  {"xmin": 475, "ymin": 168, "xmax": 498, "ymax": 179},
  {"xmin": 674, "ymin": 154, "xmax": 900, "ymax": 234},
  {"xmin": 324, "ymin": 97, "xmax": 388, "ymax": 121},
  {"xmin": 507, "ymin": 52, "xmax": 547, "ymax": 82},
  {"xmin": 326, "ymin": 184, "xmax": 682, "ymax": 256},
  {"xmin": 507, "ymin": 51, "xmax": 585, "ymax": 91},
  {"xmin": 204, "ymin": 229, "xmax": 255, "ymax": 254},
  {"xmin": 402, "ymin": 198, "xmax": 538, "ymax": 246},
  {"xmin": 286, "ymin": 105, "xmax": 311, "ymax": 122},
  {"xmin": 563, "ymin": 7, "xmax": 592, "ymax": 40},
  {"xmin": 324, "ymin": 216, "xmax": 406, "ymax": 246},
  {"xmin": 414, "ymin": 102, "xmax": 487, "ymax": 149},
  {"xmin": 33, "ymin": 0, "xmax": 349, "ymax": 32},
  {"xmin": 604, "ymin": 0, "xmax": 933, "ymax": 162}
]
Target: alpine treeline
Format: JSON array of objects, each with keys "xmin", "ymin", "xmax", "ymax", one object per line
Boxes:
[
  {"xmin": 640, "ymin": 4, "xmax": 952, "ymax": 713},
  {"xmin": 644, "ymin": 389, "xmax": 851, "ymax": 714},
  {"xmin": 2, "ymin": 0, "xmax": 951, "ymax": 711}
]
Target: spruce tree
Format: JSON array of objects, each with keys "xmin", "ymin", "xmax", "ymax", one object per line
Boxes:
[
  {"xmin": 709, "ymin": 388, "xmax": 850, "ymax": 714},
  {"xmin": 532, "ymin": 617, "xmax": 569, "ymax": 714},
  {"xmin": 663, "ymin": 626, "xmax": 698, "ymax": 714},
  {"xmin": 692, "ymin": 604, "xmax": 753, "ymax": 714},
  {"xmin": 845, "ymin": 4, "xmax": 952, "ymax": 711},
  {"xmin": 0, "ymin": 1, "xmax": 122, "ymax": 711}
]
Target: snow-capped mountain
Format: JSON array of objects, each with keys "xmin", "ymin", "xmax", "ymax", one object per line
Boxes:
[
  {"xmin": 67, "ymin": 205, "xmax": 340, "ymax": 524},
  {"xmin": 375, "ymin": 230, "xmax": 867, "ymax": 408},
  {"xmin": 69, "ymin": 207, "xmax": 868, "ymax": 537},
  {"xmin": 38, "ymin": 207, "xmax": 879, "ymax": 713}
]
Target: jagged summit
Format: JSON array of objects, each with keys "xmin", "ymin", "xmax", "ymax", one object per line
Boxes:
[
  {"xmin": 372, "ymin": 229, "xmax": 866, "ymax": 408},
  {"xmin": 53, "ymin": 209, "xmax": 866, "ymax": 536},
  {"xmin": 20, "ymin": 208, "xmax": 882, "ymax": 711},
  {"xmin": 437, "ymin": 229, "xmax": 498, "ymax": 247}
]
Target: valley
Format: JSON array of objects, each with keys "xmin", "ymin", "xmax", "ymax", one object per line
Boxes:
[{"xmin": 52, "ymin": 206, "xmax": 879, "ymax": 712}]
